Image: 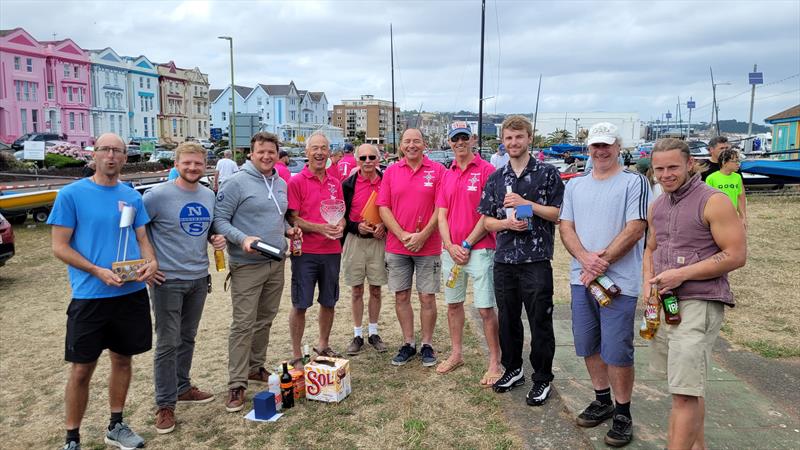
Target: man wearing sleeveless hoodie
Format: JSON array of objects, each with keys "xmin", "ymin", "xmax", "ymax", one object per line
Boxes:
[
  {"xmin": 645, "ymin": 138, "xmax": 746, "ymax": 450},
  {"xmin": 213, "ymin": 132, "xmax": 301, "ymax": 413}
]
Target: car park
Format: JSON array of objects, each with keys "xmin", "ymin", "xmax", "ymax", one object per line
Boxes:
[
  {"xmin": 11, "ymin": 132, "xmax": 65, "ymax": 150},
  {"xmin": 0, "ymin": 212, "xmax": 15, "ymax": 267}
]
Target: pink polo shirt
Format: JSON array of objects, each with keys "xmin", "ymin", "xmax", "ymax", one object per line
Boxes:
[
  {"xmin": 288, "ymin": 166, "xmax": 344, "ymax": 254},
  {"xmin": 275, "ymin": 161, "xmax": 291, "ymax": 184},
  {"xmin": 436, "ymin": 156, "xmax": 496, "ymax": 250},
  {"xmin": 336, "ymin": 154, "xmax": 357, "ymax": 181},
  {"xmin": 377, "ymin": 156, "xmax": 446, "ymax": 256},
  {"xmin": 349, "ymin": 172, "xmax": 382, "ymax": 222}
]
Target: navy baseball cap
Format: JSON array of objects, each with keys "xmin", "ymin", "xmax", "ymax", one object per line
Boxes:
[
  {"xmin": 448, "ymin": 121, "xmax": 472, "ymax": 140},
  {"xmin": 343, "ymin": 143, "xmax": 354, "ymax": 152}
]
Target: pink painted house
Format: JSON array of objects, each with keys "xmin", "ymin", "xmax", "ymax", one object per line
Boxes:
[
  {"xmin": 42, "ymin": 38, "xmax": 93, "ymax": 146},
  {"xmin": 0, "ymin": 28, "xmax": 48, "ymax": 144}
]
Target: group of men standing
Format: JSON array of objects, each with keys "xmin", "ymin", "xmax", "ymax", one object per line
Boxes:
[{"xmin": 49, "ymin": 111, "xmax": 745, "ymax": 449}]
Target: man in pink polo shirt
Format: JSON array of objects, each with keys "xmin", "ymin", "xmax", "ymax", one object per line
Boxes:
[
  {"xmin": 287, "ymin": 132, "xmax": 346, "ymax": 361},
  {"xmin": 378, "ymin": 128, "xmax": 446, "ymax": 367},
  {"xmin": 435, "ymin": 122, "xmax": 501, "ymax": 385},
  {"xmin": 275, "ymin": 150, "xmax": 292, "ymax": 184},
  {"xmin": 336, "ymin": 143, "xmax": 357, "ymax": 181}
]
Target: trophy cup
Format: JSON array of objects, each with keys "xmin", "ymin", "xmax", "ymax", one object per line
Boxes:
[
  {"xmin": 111, "ymin": 205, "xmax": 147, "ymax": 282},
  {"xmin": 320, "ymin": 199, "xmax": 346, "ymax": 239}
]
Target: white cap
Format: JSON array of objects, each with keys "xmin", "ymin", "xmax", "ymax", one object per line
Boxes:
[{"xmin": 587, "ymin": 122, "xmax": 620, "ymax": 146}]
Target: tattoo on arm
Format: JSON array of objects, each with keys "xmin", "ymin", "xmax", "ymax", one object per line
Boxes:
[{"xmin": 711, "ymin": 251, "xmax": 730, "ymax": 264}]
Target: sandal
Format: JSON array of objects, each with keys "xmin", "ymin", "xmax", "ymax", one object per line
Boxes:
[
  {"xmin": 435, "ymin": 357, "xmax": 464, "ymax": 374},
  {"xmin": 480, "ymin": 370, "xmax": 503, "ymax": 386},
  {"xmin": 313, "ymin": 346, "xmax": 342, "ymax": 358}
]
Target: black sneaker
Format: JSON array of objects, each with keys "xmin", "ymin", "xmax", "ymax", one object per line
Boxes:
[
  {"xmin": 492, "ymin": 367, "xmax": 525, "ymax": 393},
  {"xmin": 604, "ymin": 414, "xmax": 633, "ymax": 447},
  {"xmin": 420, "ymin": 344, "xmax": 437, "ymax": 367},
  {"xmin": 576, "ymin": 400, "xmax": 615, "ymax": 427},
  {"xmin": 525, "ymin": 381, "xmax": 551, "ymax": 406},
  {"xmin": 391, "ymin": 344, "xmax": 417, "ymax": 366}
]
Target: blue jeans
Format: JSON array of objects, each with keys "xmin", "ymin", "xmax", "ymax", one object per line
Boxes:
[{"xmin": 151, "ymin": 277, "xmax": 208, "ymax": 408}]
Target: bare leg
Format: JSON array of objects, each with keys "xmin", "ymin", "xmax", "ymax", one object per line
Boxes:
[
  {"xmin": 691, "ymin": 397, "xmax": 707, "ymax": 450},
  {"xmin": 108, "ymin": 351, "xmax": 132, "ymax": 413},
  {"xmin": 445, "ymin": 303, "xmax": 465, "ymax": 358},
  {"xmin": 478, "ymin": 307, "xmax": 502, "ymax": 373},
  {"xmin": 65, "ymin": 361, "xmax": 98, "ymax": 429},
  {"xmin": 608, "ymin": 365, "xmax": 634, "ymax": 404},
  {"xmin": 318, "ymin": 305, "xmax": 335, "ymax": 350},
  {"xmin": 419, "ymin": 293, "xmax": 437, "ymax": 344},
  {"xmin": 584, "ymin": 353, "xmax": 610, "ymax": 391},
  {"xmin": 395, "ymin": 289, "xmax": 414, "ymax": 343},
  {"xmin": 367, "ymin": 285, "xmax": 382, "ymax": 326},
  {"xmin": 669, "ymin": 394, "xmax": 702, "ymax": 449},
  {"xmin": 289, "ymin": 307, "xmax": 306, "ymax": 358},
  {"xmin": 351, "ymin": 284, "xmax": 364, "ymax": 328}
]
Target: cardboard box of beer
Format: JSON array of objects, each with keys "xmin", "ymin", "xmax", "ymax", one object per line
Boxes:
[{"xmin": 304, "ymin": 357, "xmax": 351, "ymax": 403}]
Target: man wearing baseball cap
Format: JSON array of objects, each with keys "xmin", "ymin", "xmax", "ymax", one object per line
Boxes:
[
  {"xmin": 336, "ymin": 143, "xmax": 357, "ymax": 181},
  {"xmin": 559, "ymin": 122, "xmax": 651, "ymax": 447}
]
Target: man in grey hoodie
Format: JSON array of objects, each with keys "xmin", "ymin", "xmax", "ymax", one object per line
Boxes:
[{"xmin": 213, "ymin": 132, "xmax": 302, "ymax": 413}]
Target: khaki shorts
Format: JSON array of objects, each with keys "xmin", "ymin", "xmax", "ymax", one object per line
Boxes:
[
  {"xmin": 441, "ymin": 249, "xmax": 496, "ymax": 308},
  {"xmin": 341, "ymin": 234, "xmax": 387, "ymax": 287},
  {"xmin": 385, "ymin": 252, "xmax": 441, "ymax": 294},
  {"xmin": 649, "ymin": 299, "xmax": 724, "ymax": 397}
]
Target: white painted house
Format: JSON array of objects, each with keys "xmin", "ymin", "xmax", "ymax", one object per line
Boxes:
[
  {"xmin": 209, "ymin": 85, "xmax": 251, "ymax": 135},
  {"xmin": 88, "ymin": 48, "xmax": 130, "ymax": 140}
]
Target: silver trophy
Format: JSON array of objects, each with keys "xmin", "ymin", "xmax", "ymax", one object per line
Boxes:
[{"xmin": 320, "ymin": 199, "xmax": 345, "ymax": 239}]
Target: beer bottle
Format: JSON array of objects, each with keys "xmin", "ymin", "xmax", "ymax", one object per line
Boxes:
[
  {"xmin": 302, "ymin": 344, "xmax": 311, "ymax": 365},
  {"xmin": 415, "ymin": 216, "xmax": 423, "ymax": 233},
  {"xmin": 445, "ymin": 265, "xmax": 462, "ymax": 289},
  {"xmin": 291, "ymin": 236, "xmax": 303, "ymax": 256},
  {"xmin": 214, "ymin": 249, "xmax": 226, "ymax": 272},
  {"xmin": 280, "ymin": 362, "xmax": 294, "ymax": 409},
  {"xmin": 595, "ymin": 274, "xmax": 621, "ymax": 297},
  {"xmin": 588, "ymin": 280, "xmax": 612, "ymax": 307},
  {"xmin": 639, "ymin": 285, "xmax": 662, "ymax": 340},
  {"xmin": 662, "ymin": 290, "xmax": 681, "ymax": 325}
]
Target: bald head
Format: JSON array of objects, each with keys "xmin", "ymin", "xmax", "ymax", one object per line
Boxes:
[
  {"xmin": 95, "ymin": 133, "xmax": 125, "ymax": 149},
  {"xmin": 402, "ymin": 128, "xmax": 424, "ymax": 141},
  {"xmin": 356, "ymin": 144, "xmax": 377, "ymax": 158}
]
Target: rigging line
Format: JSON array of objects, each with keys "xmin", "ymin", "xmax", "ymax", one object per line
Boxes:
[
  {"xmin": 761, "ymin": 72, "xmax": 800, "ymax": 88},
  {"xmin": 689, "ymin": 73, "xmax": 800, "ymax": 111},
  {"xmin": 494, "ymin": 0, "xmax": 501, "ymax": 114},
  {"xmin": 758, "ymin": 88, "xmax": 800, "ymax": 100}
]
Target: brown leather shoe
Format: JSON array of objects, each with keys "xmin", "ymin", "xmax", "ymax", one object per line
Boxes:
[
  {"xmin": 368, "ymin": 334, "xmax": 388, "ymax": 352},
  {"xmin": 346, "ymin": 336, "xmax": 364, "ymax": 355},
  {"xmin": 247, "ymin": 367, "xmax": 271, "ymax": 383},
  {"xmin": 155, "ymin": 407, "xmax": 175, "ymax": 434},
  {"xmin": 177, "ymin": 386, "xmax": 214, "ymax": 404},
  {"xmin": 225, "ymin": 387, "xmax": 245, "ymax": 412}
]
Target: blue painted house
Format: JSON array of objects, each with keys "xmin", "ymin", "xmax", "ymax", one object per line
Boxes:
[{"xmin": 765, "ymin": 104, "xmax": 800, "ymax": 160}]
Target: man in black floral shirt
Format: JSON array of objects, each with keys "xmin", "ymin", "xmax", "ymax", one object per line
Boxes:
[{"xmin": 478, "ymin": 115, "xmax": 564, "ymax": 406}]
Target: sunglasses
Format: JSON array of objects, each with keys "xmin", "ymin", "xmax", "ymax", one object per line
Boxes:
[
  {"xmin": 450, "ymin": 135, "xmax": 470, "ymax": 142},
  {"xmin": 359, "ymin": 155, "xmax": 378, "ymax": 161}
]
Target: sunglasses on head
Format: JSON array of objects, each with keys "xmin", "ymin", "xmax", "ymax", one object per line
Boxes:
[
  {"xmin": 359, "ymin": 155, "xmax": 378, "ymax": 161},
  {"xmin": 451, "ymin": 134, "xmax": 470, "ymax": 142}
]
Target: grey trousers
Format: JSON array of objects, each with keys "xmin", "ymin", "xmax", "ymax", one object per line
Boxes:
[
  {"xmin": 151, "ymin": 277, "xmax": 208, "ymax": 408},
  {"xmin": 228, "ymin": 260, "xmax": 284, "ymax": 389}
]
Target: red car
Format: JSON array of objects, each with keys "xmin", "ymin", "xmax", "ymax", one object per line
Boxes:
[{"xmin": 0, "ymin": 212, "xmax": 15, "ymax": 267}]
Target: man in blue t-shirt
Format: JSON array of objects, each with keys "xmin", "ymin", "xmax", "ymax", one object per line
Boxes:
[
  {"xmin": 48, "ymin": 133, "xmax": 158, "ymax": 450},
  {"xmin": 559, "ymin": 123, "xmax": 651, "ymax": 447}
]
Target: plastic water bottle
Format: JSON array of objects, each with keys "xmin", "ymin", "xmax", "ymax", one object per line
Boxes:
[{"xmin": 268, "ymin": 371, "xmax": 282, "ymax": 411}]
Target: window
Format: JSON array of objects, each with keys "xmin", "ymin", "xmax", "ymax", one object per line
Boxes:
[
  {"xmin": 119, "ymin": 115, "xmax": 123, "ymax": 133},
  {"xmin": 305, "ymin": 113, "xmax": 309, "ymax": 122},
  {"xmin": 20, "ymin": 109, "xmax": 27, "ymax": 133},
  {"xmin": 172, "ymin": 118, "xmax": 177, "ymax": 136},
  {"xmin": 64, "ymin": 65, "xmax": 69, "ymax": 78},
  {"xmin": 228, "ymin": 96, "xmax": 232, "ymax": 105},
  {"xmin": 257, "ymin": 97, "xmax": 262, "ymax": 106},
  {"xmin": 14, "ymin": 81, "xmax": 21, "ymax": 101},
  {"xmin": 68, "ymin": 87, "xmax": 73, "ymax": 102},
  {"xmin": 151, "ymin": 118, "xmax": 155, "ymax": 136},
  {"xmin": 74, "ymin": 66, "xmax": 79, "ymax": 78},
  {"xmin": 197, "ymin": 103, "xmax": 201, "ymax": 114},
  {"xmin": 146, "ymin": 78, "xmax": 151, "ymax": 89},
  {"xmin": 14, "ymin": 56, "xmax": 20, "ymax": 70},
  {"xmin": 290, "ymin": 111, "xmax": 295, "ymax": 121},
  {"xmin": 31, "ymin": 83, "xmax": 37, "ymax": 101},
  {"xmin": 139, "ymin": 77, "xmax": 143, "ymax": 88},
  {"xmin": 47, "ymin": 84, "xmax": 54, "ymax": 100},
  {"xmin": 113, "ymin": 72, "xmax": 118, "ymax": 86},
  {"xmin": 79, "ymin": 88, "xmax": 84, "ymax": 104},
  {"xmin": 69, "ymin": 112, "xmax": 75, "ymax": 130},
  {"xmin": 105, "ymin": 71, "xmax": 110, "ymax": 85},
  {"xmin": 198, "ymin": 122, "xmax": 201, "ymax": 135},
  {"xmin": 144, "ymin": 117, "xmax": 149, "ymax": 137},
  {"xmin": 110, "ymin": 115, "xmax": 116, "ymax": 133},
  {"xmin": 80, "ymin": 113, "xmax": 85, "ymax": 131},
  {"xmin": 32, "ymin": 110, "xmax": 39, "ymax": 132},
  {"xmin": 222, "ymin": 112, "xmax": 226, "ymax": 121},
  {"xmin": 26, "ymin": 58, "xmax": 33, "ymax": 72}
]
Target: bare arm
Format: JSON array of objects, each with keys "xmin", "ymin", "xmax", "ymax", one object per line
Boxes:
[
  {"xmin": 437, "ymin": 207, "xmax": 452, "ymax": 247},
  {"xmin": 602, "ymin": 220, "xmax": 647, "ymax": 264},
  {"xmin": 651, "ymin": 194, "xmax": 747, "ymax": 293},
  {"xmin": 213, "ymin": 170, "xmax": 220, "ymax": 191},
  {"xmin": 52, "ymin": 225, "xmax": 113, "ymax": 279},
  {"xmin": 134, "ymin": 225, "xmax": 158, "ymax": 282},
  {"xmin": 379, "ymin": 206, "xmax": 408, "ymax": 242},
  {"xmin": 737, "ymin": 188, "xmax": 747, "ymax": 227},
  {"xmin": 641, "ymin": 205, "xmax": 657, "ymax": 303}
]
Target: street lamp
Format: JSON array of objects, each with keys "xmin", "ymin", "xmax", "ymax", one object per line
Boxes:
[{"xmin": 218, "ymin": 36, "xmax": 236, "ymax": 161}]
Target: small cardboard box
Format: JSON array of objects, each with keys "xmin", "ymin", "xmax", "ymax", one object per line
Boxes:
[
  {"xmin": 304, "ymin": 357, "xmax": 351, "ymax": 403},
  {"xmin": 252, "ymin": 391, "xmax": 277, "ymax": 419}
]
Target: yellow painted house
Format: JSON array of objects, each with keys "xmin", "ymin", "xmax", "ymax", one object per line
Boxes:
[{"xmin": 765, "ymin": 104, "xmax": 800, "ymax": 160}]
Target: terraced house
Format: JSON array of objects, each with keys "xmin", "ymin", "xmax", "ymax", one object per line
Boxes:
[
  {"xmin": 88, "ymin": 48, "xmax": 130, "ymax": 140},
  {"xmin": 156, "ymin": 60, "xmax": 187, "ymax": 143},
  {"xmin": 123, "ymin": 55, "xmax": 160, "ymax": 144},
  {"xmin": 183, "ymin": 66, "xmax": 210, "ymax": 140},
  {"xmin": 0, "ymin": 28, "xmax": 47, "ymax": 143}
]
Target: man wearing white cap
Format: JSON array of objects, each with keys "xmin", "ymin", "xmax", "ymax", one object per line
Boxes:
[{"xmin": 559, "ymin": 122, "xmax": 651, "ymax": 447}]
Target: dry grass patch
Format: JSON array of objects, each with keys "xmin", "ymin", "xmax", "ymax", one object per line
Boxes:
[{"xmin": 0, "ymin": 224, "xmax": 521, "ymax": 449}]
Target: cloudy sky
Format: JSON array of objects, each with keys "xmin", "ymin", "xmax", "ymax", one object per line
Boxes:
[{"xmin": 3, "ymin": 0, "xmax": 798, "ymax": 124}]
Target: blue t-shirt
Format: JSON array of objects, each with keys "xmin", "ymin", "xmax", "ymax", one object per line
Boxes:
[
  {"xmin": 47, "ymin": 178, "xmax": 150, "ymax": 299},
  {"xmin": 168, "ymin": 167, "xmax": 179, "ymax": 180}
]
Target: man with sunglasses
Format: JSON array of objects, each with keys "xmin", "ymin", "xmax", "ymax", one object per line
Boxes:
[
  {"xmin": 435, "ymin": 123, "xmax": 501, "ymax": 384},
  {"xmin": 378, "ymin": 129, "xmax": 447, "ymax": 367},
  {"xmin": 342, "ymin": 144, "xmax": 388, "ymax": 355},
  {"xmin": 49, "ymin": 133, "xmax": 158, "ymax": 450}
]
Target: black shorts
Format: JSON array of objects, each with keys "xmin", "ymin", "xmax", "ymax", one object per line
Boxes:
[
  {"xmin": 65, "ymin": 288, "xmax": 152, "ymax": 363},
  {"xmin": 290, "ymin": 253, "xmax": 341, "ymax": 310}
]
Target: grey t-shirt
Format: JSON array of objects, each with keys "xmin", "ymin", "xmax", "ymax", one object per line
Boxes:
[
  {"xmin": 559, "ymin": 169, "xmax": 651, "ymax": 296},
  {"xmin": 143, "ymin": 181, "xmax": 216, "ymax": 280}
]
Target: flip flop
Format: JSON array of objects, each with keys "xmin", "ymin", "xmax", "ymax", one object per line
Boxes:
[
  {"xmin": 313, "ymin": 346, "xmax": 342, "ymax": 358},
  {"xmin": 480, "ymin": 370, "xmax": 503, "ymax": 386},
  {"xmin": 435, "ymin": 357, "xmax": 464, "ymax": 374}
]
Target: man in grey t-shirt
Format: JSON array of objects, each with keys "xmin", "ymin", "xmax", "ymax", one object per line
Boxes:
[
  {"xmin": 144, "ymin": 143, "xmax": 226, "ymax": 435},
  {"xmin": 559, "ymin": 123, "xmax": 650, "ymax": 447}
]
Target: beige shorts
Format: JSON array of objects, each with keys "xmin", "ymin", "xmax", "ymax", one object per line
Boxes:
[
  {"xmin": 649, "ymin": 299, "xmax": 724, "ymax": 397},
  {"xmin": 385, "ymin": 252, "xmax": 441, "ymax": 294},
  {"xmin": 341, "ymin": 234, "xmax": 387, "ymax": 287}
]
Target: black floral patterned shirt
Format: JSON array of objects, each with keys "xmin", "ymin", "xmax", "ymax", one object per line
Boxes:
[{"xmin": 477, "ymin": 157, "xmax": 565, "ymax": 264}]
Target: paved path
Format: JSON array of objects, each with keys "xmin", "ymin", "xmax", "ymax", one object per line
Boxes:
[{"xmin": 470, "ymin": 304, "xmax": 800, "ymax": 449}]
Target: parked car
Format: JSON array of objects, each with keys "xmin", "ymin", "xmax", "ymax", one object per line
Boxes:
[
  {"xmin": 0, "ymin": 212, "xmax": 15, "ymax": 267},
  {"xmin": 151, "ymin": 150, "xmax": 175, "ymax": 162},
  {"xmin": 206, "ymin": 150, "xmax": 218, "ymax": 164},
  {"xmin": 198, "ymin": 139, "xmax": 214, "ymax": 150},
  {"xmin": 126, "ymin": 145, "xmax": 142, "ymax": 162},
  {"xmin": 426, "ymin": 150, "xmax": 452, "ymax": 168},
  {"xmin": 287, "ymin": 157, "xmax": 306, "ymax": 174},
  {"xmin": 11, "ymin": 132, "xmax": 65, "ymax": 150}
]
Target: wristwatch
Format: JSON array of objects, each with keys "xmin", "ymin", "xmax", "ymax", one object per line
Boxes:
[{"xmin": 461, "ymin": 240, "xmax": 472, "ymax": 250}]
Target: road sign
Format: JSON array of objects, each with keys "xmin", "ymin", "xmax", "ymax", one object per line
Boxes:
[
  {"xmin": 687, "ymin": 99, "xmax": 696, "ymax": 109},
  {"xmin": 23, "ymin": 141, "xmax": 45, "ymax": 161},
  {"xmin": 748, "ymin": 72, "xmax": 763, "ymax": 85},
  {"xmin": 665, "ymin": 112, "xmax": 672, "ymax": 119}
]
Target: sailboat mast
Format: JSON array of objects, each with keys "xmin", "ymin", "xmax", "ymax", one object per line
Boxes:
[
  {"xmin": 478, "ymin": 0, "xmax": 486, "ymax": 148},
  {"xmin": 390, "ymin": 23, "xmax": 397, "ymax": 154},
  {"xmin": 533, "ymin": 74, "xmax": 542, "ymax": 145}
]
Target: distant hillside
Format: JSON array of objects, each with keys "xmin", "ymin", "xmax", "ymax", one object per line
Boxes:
[{"xmin": 703, "ymin": 120, "xmax": 771, "ymax": 134}]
